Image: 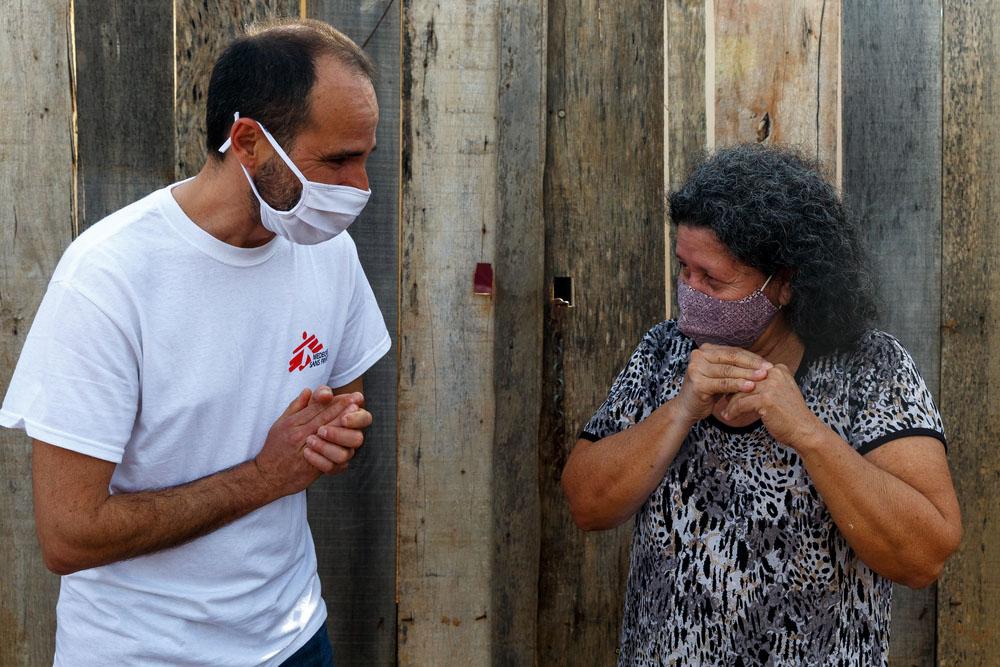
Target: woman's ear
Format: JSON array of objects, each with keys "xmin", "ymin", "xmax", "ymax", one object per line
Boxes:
[{"xmin": 777, "ymin": 267, "xmax": 795, "ymax": 306}]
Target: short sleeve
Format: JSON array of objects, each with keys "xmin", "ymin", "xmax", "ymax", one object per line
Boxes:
[
  {"xmin": 847, "ymin": 332, "xmax": 946, "ymax": 455},
  {"xmin": 326, "ymin": 240, "xmax": 391, "ymax": 388},
  {"xmin": 0, "ymin": 281, "xmax": 140, "ymax": 462},
  {"xmin": 580, "ymin": 329, "xmax": 664, "ymax": 442}
]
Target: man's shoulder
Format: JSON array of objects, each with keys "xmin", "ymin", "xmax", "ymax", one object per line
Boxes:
[{"xmin": 54, "ymin": 188, "xmax": 172, "ymax": 286}]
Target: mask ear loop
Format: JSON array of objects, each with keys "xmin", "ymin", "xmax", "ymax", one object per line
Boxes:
[
  {"xmin": 217, "ymin": 112, "xmax": 308, "ymax": 184},
  {"xmin": 218, "ymin": 112, "xmax": 310, "ymax": 217},
  {"xmin": 218, "ymin": 112, "xmax": 239, "ymax": 153},
  {"xmin": 760, "ymin": 273, "xmax": 783, "ymax": 309}
]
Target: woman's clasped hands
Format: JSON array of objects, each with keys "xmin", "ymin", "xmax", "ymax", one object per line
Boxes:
[{"xmin": 676, "ymin": 342, "xmax": 824, "ymax": 450}]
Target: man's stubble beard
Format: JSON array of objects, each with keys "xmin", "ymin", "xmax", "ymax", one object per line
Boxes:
[{"xmin": 248, "ymin": 155, "xmax": 303, "ymax": 221}]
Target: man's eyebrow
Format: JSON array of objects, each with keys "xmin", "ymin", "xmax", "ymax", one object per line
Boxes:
[{"xmin": 321, "ymin": 145, "xmax": 376, "ymax": 161}]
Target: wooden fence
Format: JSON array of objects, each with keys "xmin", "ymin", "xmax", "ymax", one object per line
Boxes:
[{"xmin": 1, "ymin": 1, "xmax": 997, "ymax": 665}]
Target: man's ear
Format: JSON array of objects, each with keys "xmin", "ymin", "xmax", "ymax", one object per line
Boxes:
[{"xmin": 228, "ymin": 118, "xmax": 269, "ymax": 171}]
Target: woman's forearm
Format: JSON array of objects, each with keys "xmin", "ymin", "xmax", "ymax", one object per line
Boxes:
[
  {"xmin": 561, "ymin": 399, "xmax": 694, "ymax": 531},
  {"xmin": 794, "ymin": 425, "xmax": 961, "ymax": 588}
]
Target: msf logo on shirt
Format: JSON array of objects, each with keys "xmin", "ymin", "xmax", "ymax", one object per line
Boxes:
[{"xmin": 289, "ymin": 331, "xmax": 329, "ymax": 373}]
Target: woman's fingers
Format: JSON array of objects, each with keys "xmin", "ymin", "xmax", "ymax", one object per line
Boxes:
[
  {"xmin": 723, "ymin": 392, "xmax": 762, "ymax": 421},
  {"xmin": 701, "ymin": 363, "xmax": 769, "ymax": 381},
  {"xmin": 698, "ymin": 344, "xmax": 773, "ymax": 371},
  {"xmin": 679, "ymin": 345, "xmax": 773, "ymax": 423},
  {"xmin": 695, "ymin": 377, "xmax": 756, "ymax": 396}
]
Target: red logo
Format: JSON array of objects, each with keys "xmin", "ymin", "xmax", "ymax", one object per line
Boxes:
[{"xmin": 289, "ymin": 331, "xmax": 327, "ymax": 372}]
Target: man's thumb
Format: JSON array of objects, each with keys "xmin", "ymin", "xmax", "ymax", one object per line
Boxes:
[{"xmin": 282, "ymin": 388, "xmax": 312, "ymax": 417}]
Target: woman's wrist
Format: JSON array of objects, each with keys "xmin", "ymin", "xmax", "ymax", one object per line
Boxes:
[
  {"xmin": 655, "ymin": 397, "xmax": 700, "ymax": 445},
  {"xmin": 786, "ymin": 414, "xmax": 833, "ymax": 456},
  {"xmin": 663, "ymin": 393, "xmax": 701, "ymax": 432}
]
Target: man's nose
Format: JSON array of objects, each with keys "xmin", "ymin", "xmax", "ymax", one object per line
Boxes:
[{"xmin": 341, "ymin": 165, "xmax": 369, "ymax": 191}]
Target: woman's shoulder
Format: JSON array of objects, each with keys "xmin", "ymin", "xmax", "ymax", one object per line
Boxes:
[
  {"xmin": 819, "ymin": 329, "xmax": 926, "ymax": 389},
  {"xmin": 639, "ymin": 319, "xmax": 693, "ymax": 359},
  {"xmin": 848, "ymin": 329, "xmax": 912, "ymax": 367},
  {"xmin": 618, "ymin": 320, "xmax": 693, "ymax": 385},
  {"xmin": 812, "ymin": 329, "xmax": 907, "ymax": 364}
]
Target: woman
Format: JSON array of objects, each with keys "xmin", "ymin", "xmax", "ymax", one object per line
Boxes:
[{"xmin": 562, "ymin": 144, "xmax": 961, "ymax": 666}]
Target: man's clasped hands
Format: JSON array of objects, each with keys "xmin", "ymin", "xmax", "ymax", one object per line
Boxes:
[{"xmin": 254, "ymin": 387, "xmax": 372, "ymax": 497}]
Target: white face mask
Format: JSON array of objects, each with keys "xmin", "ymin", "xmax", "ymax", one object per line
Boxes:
[{"xmin": 219, "ymin": 112, "xmax": 371, "ymax": 245}]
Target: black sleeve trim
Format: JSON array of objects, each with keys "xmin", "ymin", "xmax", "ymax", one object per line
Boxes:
[
  {"xmin": 857, "ymin": 428, "xmax": 947, "ymax": 456},
  {"xmin": 578, "ymin": 430, "xmax": 601, "ymax": 443}
]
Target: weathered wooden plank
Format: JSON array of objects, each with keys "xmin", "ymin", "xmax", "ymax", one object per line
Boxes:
[
  {"xmin": 74, "ymin": 0, "xmax": 174, "ymax": 230},
  {"xmin": 939, "ymin": 1, "xmax": 1000, "ymax": 664},
  {"xmin": 710, "ymin": 0, "xmax": 841, "ymax": 183},
  {"xmin": 397, "ymin": 1, "xmax": 499, "ymax": 663},
  {"xmin": 490, "ymin": 1, "xmax": 546, "ymax": 665},
  {"xmin": 666, "ymin": 0, "xmax": 707, "ymax": 193},
  {"xmin": 175, "ymin": 1, "xmax": 299, "ymax": 180},
  {"xmin": 841, "ymin": 3, "xmax": 942, "ymax": 664},
  {"xmin": 0, "ymin": 1, "xmax": 75, "ymax": 664},
  {"xmin": 538, "ymin": 1, "xmax": 665, "ymax": 664},
  {"xmin": 665, "ymin": 0, "xmax": 706, "ymax": 317},
  {"xmin": 303, "ymin": 3, "xmax": 400, "ymax": 665}
]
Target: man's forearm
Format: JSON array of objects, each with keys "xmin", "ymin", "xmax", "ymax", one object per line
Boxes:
[{"xmin": 46, "ymin": 460, "xmax": 278, "ymax": 574}]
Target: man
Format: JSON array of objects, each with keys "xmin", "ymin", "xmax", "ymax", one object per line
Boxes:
[{"xmin": 0, "ymin": 19, "xmax": 389, "ymax": 666}]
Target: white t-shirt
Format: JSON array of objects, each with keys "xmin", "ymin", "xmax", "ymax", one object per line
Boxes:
[{"xmin": 0, "ymin": 183, "xmax": 391, "ymax": 666}]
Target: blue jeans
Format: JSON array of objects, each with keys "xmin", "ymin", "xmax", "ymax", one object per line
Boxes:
[{"xmin": 280, "ymin": 624, "xmax": 334, "ymax": 667}]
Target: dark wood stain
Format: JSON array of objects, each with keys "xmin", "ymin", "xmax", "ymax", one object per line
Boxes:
[
  {"xmin": 842, "ymin": 2, "xmax": 943, "ymax": 663},
  {"xmin": 490, "ymin": 2, "xmax": 546, "ymax": 664},
  {"xmin": 306, "ymin": 2, "xmax": 400, "ymax": 665}
]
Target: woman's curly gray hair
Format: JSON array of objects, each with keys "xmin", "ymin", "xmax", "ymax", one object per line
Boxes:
[{"xmin": 669, "ymin": 143, "xmax": 878, "ymax": 356}]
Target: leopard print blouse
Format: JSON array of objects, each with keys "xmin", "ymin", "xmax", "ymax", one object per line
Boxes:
[{"xmin": 581, "ymin": 321, "xmax": 946, "ymax": 666}]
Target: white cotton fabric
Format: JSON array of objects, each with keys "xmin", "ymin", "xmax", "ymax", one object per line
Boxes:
[{"xmin": 0, "ymin": 182, "xmax": 391, "ymax": 666}]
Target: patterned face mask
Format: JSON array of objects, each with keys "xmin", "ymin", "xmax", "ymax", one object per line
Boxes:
[{"xmin": 676, "ymin": 274, "xmax": 779, "ymax": 348}]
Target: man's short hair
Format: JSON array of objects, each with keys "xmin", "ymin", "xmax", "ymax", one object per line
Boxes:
[{"xmin": 205, "ymin": 18, "xmax": 375, "ymax": 160}]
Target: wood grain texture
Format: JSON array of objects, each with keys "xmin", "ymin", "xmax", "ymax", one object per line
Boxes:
[
  {"xmin": 73, "ymin": 0, "xmax": 174, "ymax": 230},
  {"xmin": 939, "ymin": 1, "xmax": 1000, "ymax": 664},
  {"xmin": 666, "ymin": 0, "xmax": 706, "ymax": 193},
  {"xmin": 175, "ymin": 0, "xmax": 298, "ymax": 179},
  {"xmin": 397, "ymin": 1, "xmax": 499, "ymax": 663},
  {"xmin": 538, "ymin": 2, "xmax": 665, "ymax": 664},
  {"xmin": 665, "ymin": 0, "xmax": 706, "ymax": 318},
  {"xmin": 711, "ymin": 0, "xmax": 841, "ymax": 182},
  {"xmin": 490, "ymin": 1, "xmax": 546, "ymax": 665},
  {"xmin": 0, "ymin": 1, "xmax": 74, "ymax": 664},
  {"xmin": 841, "ymin": 3, "xmax": 943, "ymax": 665},
  {"xmin": 304, "ymin": 2, "xmax": 400, "ymax": 665}
]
